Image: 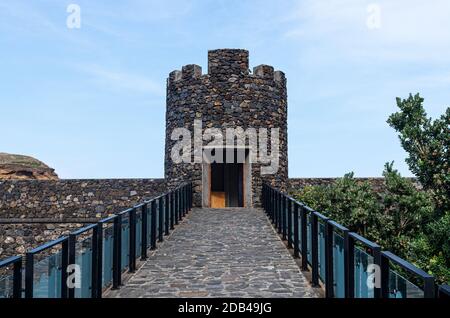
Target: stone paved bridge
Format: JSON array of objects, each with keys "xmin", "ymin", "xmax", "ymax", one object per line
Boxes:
[{"xmin": 106, "ymin": 208, "xmax": 318, "ymax": 298}]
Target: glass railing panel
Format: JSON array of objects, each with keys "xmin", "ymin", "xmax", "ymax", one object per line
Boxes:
[
  {"xmin": 33, "ymin": 252, "xmax": 62, "ymax": 298},
  {"xmin": 333, "ymin": 232, "xmax": 345, "ymax": 298},
  {"xmin": 102, "ymin": 224, "xmax": 114, "ymax": 288},
  {"xmin": 147, "ymin": 207, "xmax": 152, "ymax": 243},
  {"xmin": 74, "ymin": 236, "xmax": 93, "ymax": 298},
  {"xmin": 136, "ymin": 212, "xmax": 142, "ymax": 258},
  {"xmin": 0, "ymin": 272, "xmax": 13, "ymax": 298},
  {"xmin": 155, "ymin": 202, "xmax": 160, "ymax": 238},
  {"xmin": 290, "ymin": 209, "xmax": 295, "ymax": 245},
  {"xmin": 354, "ymin": 247, "xmax": 374, "ymax": 298},
  {"xmin": 307, "ymin": 214, "xmax": 312, "ymax": 264},
  {"xmin": 121, "ymin": 215, "xmax": 130, "ymax": 271},
  {"xmin": 318, "ymin": 222, "xmax": 326, "ymax": 282},
  {"xmin": 388, "ymin": 269, "xmax": 424, "ymax": 298}
]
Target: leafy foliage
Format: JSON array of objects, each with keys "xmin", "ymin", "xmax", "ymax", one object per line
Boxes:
[
  {"xmin": 292, "ymin": 94, "xmax": 449, "ymax": 284},
  {"xmin": 387, "ymin": 93, "xmax": 449, "ymax": 214}
]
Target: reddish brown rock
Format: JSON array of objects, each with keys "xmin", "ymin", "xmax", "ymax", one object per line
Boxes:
[{"xmin": 0, "ymin": 152, "xmax": 58, "ymax": 180}]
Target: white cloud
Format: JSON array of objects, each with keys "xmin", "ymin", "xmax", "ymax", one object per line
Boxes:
[
  {"xmin": 75, "ymin": 64, "xmax": 164, "ymax": 96},
  {"xmin": 0, "ymin": 1, "xmax": 58, "ymax": 33},
  {"xmin": 283, "ymin": 0, "xmax": 450, "ymax": 62}
]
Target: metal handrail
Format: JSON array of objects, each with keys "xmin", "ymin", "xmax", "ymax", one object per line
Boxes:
[
  {"xmin": 0, "ymin": 181, "xmax": 193, "ymax": 298},
  {"xmin": 0, "ymin": 255, "xmax": 22, "ymax": 298},
  {"xmin": 262, "ymin": 182, "xmax": 444, "ymax": 299},
  {"xmin": 25, "ymin": 236, "xmax": 69, "ymax": 298}
]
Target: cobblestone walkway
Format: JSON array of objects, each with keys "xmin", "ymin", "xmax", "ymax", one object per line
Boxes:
[{"xmin": 106, "ymin": 208, "xmax": 318, "ymax": 298}]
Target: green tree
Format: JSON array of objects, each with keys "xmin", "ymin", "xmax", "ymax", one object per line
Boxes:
[
  {"xmin": 380, "ymin": 162, "xmax": 434, "ymax": 257},
  {"xmin": 387, "ymin": 93, "xmax": 450, "ymax": 214},
  {"xmin": 292, "ymin": 93, "xmax": 450, "ymax": 283},
  {"xmin": 388, "ymin": 94, "xmax": 449, "ymax": 283}
]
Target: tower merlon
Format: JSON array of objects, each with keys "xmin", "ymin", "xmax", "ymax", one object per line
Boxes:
[
  {"xmin": 208, "ymin": 49, "xmax": 249, "ymax": 76},
  {"xmin": 168, "ymin": 70, "xmax": 182, "ymax": 83},
  {"xmin": 253, "ymin": 65, "xmax": 285, "ymax": 84},
  {"xmin": 274, "ymin": 70, "xmax": 286, "ymax": 84},
  {"xmin": 182, "ymin": 64, "xmax": 202, "ymax": 79},
  {"xmin": 253, "ymin": 64, "xmax": 274, "ymax": 79}
]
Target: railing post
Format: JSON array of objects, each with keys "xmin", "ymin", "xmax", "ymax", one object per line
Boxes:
[
  {"xmin": 184, "ymin": 185, "xmax": 188, "ymax": 216},
  {"xmin": 112, "ymin": 215, "xmax": 121, "ymax": 289},
  {"xmin": 344, "ymin": 231, "xmax": 353, "ymax": 298},
  {"xmin": 293, "ymin": 203, "xmax": 299, "ymax": 258},
  {"xmin": 12, "ymin": 258, "xmax": 22, "ymax": 298},
  {"xmin": 272, "ymin": 189, "xmax": 276, "ymax": 222},
  {"xmin": 141, "ymin": 204, "xmax": 148, "ymax": 260},
  {"xmin": 325, "ymin": 221, "xmax": 334, "ymax": 298},
  {"xmin": 311, "ymin": 213, "xmax": 319, "ymax": 287},
  {"xmin": 179, "ymin": 187, "xmax": 183, "ymax": 218},
  {"xmin": 170, "ymin": 192, "xmax": 175, "ymax": 229},
  {"xmin": 300, "ymin": 206, "xmax": 308, "ymax": 271},
  {"xmin": 151, "ymin": 200, "xmax": 157, "ymax": 249},
  {"xmin": 273, "ymin": 191, "xmax": 277, "ymax": 226},
  {"xmin": 277, "ymin": 192, "xmax": 283, "ymax": 234},
  {"xmin": 129, "ymin": 208, "xmax": 136, "ymax": 272},
  {"xmin": 177, "ymin": 188, "xmax": 183, "ymax": 222},
  {"xmin": 165, "ymin": 194, "xmax": 170, "ymax": 235},
  {"xmin": 423, "ymin": 276, "xmax": 435, "ymax": 298},
  {"xmin": 282, "ymin": 196, "xmax": 287, "ymax": 240},
  {"xmin": 61, "ymin": 238, "xmax": 69, "ymax": 299},
  {"xmin": 263, "ymin": 184, "xmax": 267, "ymax": 213},
  {"xmin": 180, "ymin": 186, "xmax": 184, "ymax": 217},
  {"xmin": 380, "ymin": 253, "xmax": 390, "ymax": 298},
  {"xmin": 24, "ymin": 253, "xmax": 34, "ymax": 298},
  {"xmin": 373, "ymin": 247, "xmax": 382, "ymax": 298},
  {"xmin": 174, "ymin": 189, "xmax": 179, "ymax": 225},
  {"xmin": 91, "ymin": 224, "xmax": 100, "ymax": 298},
  {"xmin": 96, "ymin": 222, "xmax": 103, "ymax": 298},
  {"xmin": 190, "ymin": 182, "xmax": 193, "ymax": 209},
  {"xmin": 183, "ymin": 185, "xmax": 187, "ymax": 216},
  {"xmin": 269, "ymin": 188, "xmax": 275, "ymax": 224},
  {"xmin": 287, "ymin": 198, "xmax": 292, "ymax": 248},
  {"xmin": 68, "ymin": 234, "xmax": 76, "ymax": 298},
  {"xmin": 158, "ymin": 197, "xmax": 164, "ymax": 242}
]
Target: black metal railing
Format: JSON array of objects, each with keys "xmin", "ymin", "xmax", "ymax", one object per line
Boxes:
[
  {"xmin": 262, "ymin": 183, "xmax": 447, "ymax": 299},
  {"xmin": 0, "ymin": 256, "xmax": 22, "ymax": 298},
  {"xmin": 25, "ymin": 236, "xmax": 69, "ymax": 298},
  {"xmin": 0, "ymin": 182, "xmax": 193, "ymax": 299}
]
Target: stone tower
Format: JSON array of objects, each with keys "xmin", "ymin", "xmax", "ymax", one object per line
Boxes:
[{"xmin": 165, "ymin": 49, "xmax": 287, "ymax": 207}]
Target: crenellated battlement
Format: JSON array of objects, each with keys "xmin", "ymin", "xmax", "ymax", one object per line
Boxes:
[
  {"xmin": 168, "ymin": 64, "xmax": 202, "ymax": 84},
  {"xmin": 168, "ymin": 49, "xmax": 285, "ymax": 84}
]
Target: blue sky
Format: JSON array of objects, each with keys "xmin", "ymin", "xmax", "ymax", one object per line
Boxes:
[{"xmin": 0, "ymin": 0, "xmax": 449, "ymax": 179}]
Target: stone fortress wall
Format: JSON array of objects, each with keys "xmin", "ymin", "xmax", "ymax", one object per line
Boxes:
[
  {"xmin": 0, "ymin": 177, "xmax": 405, "ymax": 259},
  {"xmin": 0, "ymin": 179, "xmax": 166, "ymax": 258}
]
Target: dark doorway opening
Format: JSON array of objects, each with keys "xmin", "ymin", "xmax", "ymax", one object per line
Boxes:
[{"xmin": 210, "ymin": 149, "xmax": 244, "ymax": 208}]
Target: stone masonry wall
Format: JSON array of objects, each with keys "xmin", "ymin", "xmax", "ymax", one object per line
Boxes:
[
  {"xmin": 0, "ymin": 179, "xmax": 167, "ymax": 259},
  {"xmin": 165, "ymin": 49, "xmax": 288, "ymax": 207},
  {"xmin": 0, "ymin": 223, "xmax": 85, "ymax": 259},
  {"xmin": 0, "ymin": 179, "xmax": 167, "ymax": 220}
]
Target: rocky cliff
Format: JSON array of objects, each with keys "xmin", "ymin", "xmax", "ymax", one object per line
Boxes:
[{"xmin": 0, "ymin": 152, "xmax": 58, "ymax": 180}]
